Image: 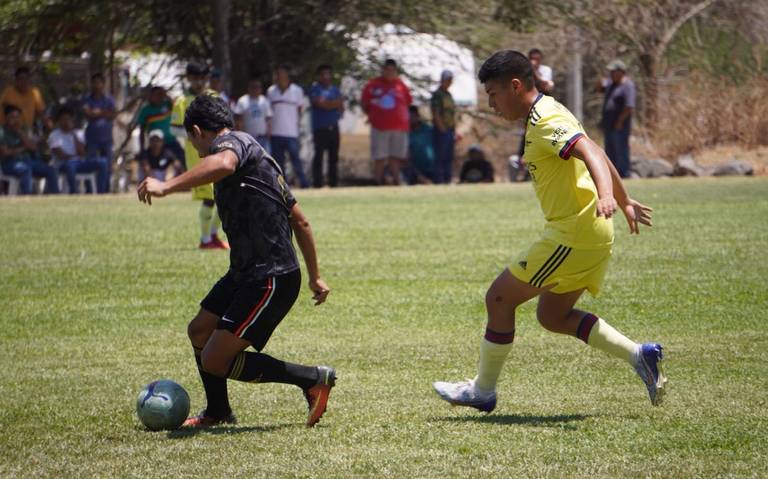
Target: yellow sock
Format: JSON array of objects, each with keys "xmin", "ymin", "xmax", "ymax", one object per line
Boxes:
[
  {"xmin": 199, "ymin": 203, "xmax": 213, "ymax": 242},
  {"xmin": 210, "ymin": 206, "xmax": 221, "ymax": 236},
  {"xmin": 475, "ymin": 330, "xmax": 514, "ymax": 391},
  {"xmin": 580, "ymin": 314, "xmax": 637, "ymax": 365}
]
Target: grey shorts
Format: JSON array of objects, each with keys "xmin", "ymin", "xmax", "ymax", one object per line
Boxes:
[{"xmin": 371, "ymin": 128, "xmax": 409, "ymax": 160}]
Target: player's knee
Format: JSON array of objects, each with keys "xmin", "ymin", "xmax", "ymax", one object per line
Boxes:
[
  {"xmin": 484, "ymin": 288, "xmax": 520, "ymax": 312},
  {"xmin": 187, "ymin": 320, "xmax": 209, "ymax": 347}
]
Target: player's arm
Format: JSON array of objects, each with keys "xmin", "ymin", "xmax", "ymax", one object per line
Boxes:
[
  {"xmin": 572, "ymin": 136, "xmax": 652, "ymax": 233},
  {"xmin": 289, "ymin": 203, "xmax": 330, "ymax": 305},
  {"xmin": 137, "ymin": 149, "xmax": 237, "ymax": 205}
]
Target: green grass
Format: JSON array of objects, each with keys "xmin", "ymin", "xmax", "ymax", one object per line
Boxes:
[{"xmin": 1, "ymin": 178, "xmax": 767, "ymax": 478}]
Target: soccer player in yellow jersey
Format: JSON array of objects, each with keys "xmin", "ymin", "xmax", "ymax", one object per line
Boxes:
[
  {"xmin": 433, "ymin": 50, "xmax": 666, "ymax": 411},
  {"xmin": 171, "ymin": 62, "xmax": 228, "ymax": 249}
]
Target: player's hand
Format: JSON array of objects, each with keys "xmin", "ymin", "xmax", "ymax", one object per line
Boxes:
[
  {"xmin": 596, "ymin": 196, "xmax": 618, "ymax": 219},
  {"xmin": 309, "ymin": 277, "xmax": 330, "ymax": 306},
  {"xmin": 137, "ymin": 177, "xmax": 167, "ymax": 205},
  {"xmin": 621, "ymin": 198, "xmax": 653, "ymax": 234}
]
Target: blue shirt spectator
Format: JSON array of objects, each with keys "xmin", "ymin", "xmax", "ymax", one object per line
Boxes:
[
  {"xmin": 82, "ymin": 73, "xmax": 116, "ymax": 191},
  {"xmin": 309, "ymin": 81, "xmax": 342, "ymax": 130}
]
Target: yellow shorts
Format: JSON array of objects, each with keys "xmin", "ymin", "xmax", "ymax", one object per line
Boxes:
[
  {"xmin": 184, "ymin": 142, "xmax": 214, "ymax": 201},
  {"xmin": 509, "ymin": 238, "xmax": 612, "ymax": 296},
  {"xmin": 191, "ymin": 183, "xmax": 214, "ymax": 201}
]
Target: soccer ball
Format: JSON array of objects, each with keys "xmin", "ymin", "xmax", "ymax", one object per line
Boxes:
[{"xmin": 136, "ymin": 379, "xmax": 190, "ymax": 431}]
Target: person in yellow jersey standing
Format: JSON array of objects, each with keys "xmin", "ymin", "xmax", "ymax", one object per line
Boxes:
[
  {"xmin": 172, "ymin": 62, "xmax": 228, "ymax": 249},
  {"xmin": 433, "ymin": 50, "xmax": 666, "ymax": 412}
]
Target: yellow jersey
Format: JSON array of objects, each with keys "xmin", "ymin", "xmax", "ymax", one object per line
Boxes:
[{"xmin": 524, "ymin": 94, "xmax": 613, "ymax": 249}]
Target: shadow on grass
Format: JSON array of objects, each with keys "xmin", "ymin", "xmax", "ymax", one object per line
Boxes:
[
  {"xmin": 433, "ymin": 413, "xmax": 593, "ymax": 430},
  {"xmin": 165, "ymin": 422, "xmax": 297, "ymax": 439}
]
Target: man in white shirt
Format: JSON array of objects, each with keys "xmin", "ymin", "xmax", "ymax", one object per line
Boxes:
[
  {"xmin": 234, "ymin": 79, "xmax": 272, "ymax": 153},
  {"xmin": 267, "ymin": 65, "xmax": 309, "ymax": 188},
  {"xmin": 528, "ymin": 48, "xmax": 554, "ymax": 94},
  {"xmin": 48, "ymin": 106, "xmax": 109, "ymax": 193}
]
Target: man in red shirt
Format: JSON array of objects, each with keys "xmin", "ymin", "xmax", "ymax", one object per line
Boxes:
[{"xmin": 361, "ymin": 59, "xmax": 412, "ymax": 185}]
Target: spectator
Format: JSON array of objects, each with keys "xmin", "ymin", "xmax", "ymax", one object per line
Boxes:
[
  {"xmin": 516, "ymin": 49, "xmax": 555, "ymax": 164},
  {"xmin": 598, "ymin": 59, "xmax": 636, "ymax": 178},
  {"xmin": 233, "ymin": 78, "xmax": 272, "ymax": 153},
  {"xmin": 82, "ymin": 73, "xmax": 116, "ymax": 192},
  {"xmin": 361, "ymin": 59, "xmax": 412, "ymax": 185},
  {"xmin": 209, "ymin": 69, "xmax": 231, "ymax": 107},
  {"xmin": 48, "ymin": 106, "xmax": 108, "ymax": 194},
  {"xmin": 407, "ymin": 106, "xmax": 435, "ymax": 185},
  {"xmin": 309, "ymin": 64, "xmax": 344, "ymax": 188},
  {"xmin": 528, "ymin": 48, "xmax": 554, "ymax": 94},
  {"xmin": 459, "ymin": 145, "xmax": 494, "ymax": 183},
  {"xmin": 267, "ymin": 64, "xmax": 309, "ymax": 188},
  {"xmin": 138, "ymin": 129, "xmax": 182, "ymax": 181},
  {"xmin": 431, "ymin": 69, "xmax": 456, "ymax": 184},
  {"xmin": 136, "ymin": 86, "xmax": 185, "ymax": 165},
  {"xmin": 0, "ymin": 104, "xmax": 59, "ymax": 194},
  {"xmin": 0, "ymin": 66, "xmax": 48, "ymax": 131}
]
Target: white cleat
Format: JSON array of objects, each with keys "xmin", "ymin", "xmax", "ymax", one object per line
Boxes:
[{"xmin": 432, "ymin": 379, "xmax": 497, "ymax": 413}]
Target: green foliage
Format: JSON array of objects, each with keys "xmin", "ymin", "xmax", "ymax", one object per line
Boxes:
[{"xmin": 1, "ymin": 179, "xmax": 767, "ymax": 477}]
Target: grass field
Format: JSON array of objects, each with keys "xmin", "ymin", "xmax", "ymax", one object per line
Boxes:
[{"xmin": 1, "ymin": 178, "xmax": 767, "ymax": 478}]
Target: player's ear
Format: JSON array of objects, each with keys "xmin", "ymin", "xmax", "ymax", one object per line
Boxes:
[{"xmin": 189, "ymin": 125, "xmax": 202, "ymax": 139}]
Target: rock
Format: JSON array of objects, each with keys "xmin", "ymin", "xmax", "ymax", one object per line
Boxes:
[
  {"xmin": 675, "ymin": 154, "xmax": 712, "ymax": 177},
  {"xmin": 713, "ymin": 159, "xmax": 753, "ymax": 176},
  {"xmin": 631, "ymin": 157, "xmax": 674, "ymax": 178}
]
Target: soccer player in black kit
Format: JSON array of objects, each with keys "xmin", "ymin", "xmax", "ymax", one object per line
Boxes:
[{"xmin": 137, "ymin": 94, "xmax": 335, "ymax": 428}]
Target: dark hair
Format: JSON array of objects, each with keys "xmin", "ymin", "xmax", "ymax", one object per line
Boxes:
[
  {"xmin": 384, "ymin": 59, "xmax": 397, "ymax": 68},
  {"xmin": 316, "ymin": 64, "xmax": 332, "ymax": 74},
  {"xmin": 408, "ymin": 105, "xmax": 419, "ymax": 114},
  {"xmin": 56, "ymin": 106, "xmax": 74, "ymax": 119},
  {"xmin": 183, "ymin": 94, "xmax": 233, "ymax": 133},
  {"xmin": 478, "ymin": 50, "xmax": 534, "ymax": 88},
  {"xmin": 186, "ymin": 62, "xmax": 209, "ymax": 76},
  {"xmin": 275, "ymin": 64, "xmax": 291, "ymax": 73},
  {"xmin": 210, "ymin": 68, "xmax": 222, "ymax": 79},
  {"xmin": 3, "ymin": 103, "xmax": 21, "ymax": 116},
  {"xmin": 91, "ymin": 72, "xmax": 105, "ymax": 82},
  {"xmin": 149, "ymin": 85, "xmax": 165, "ymax": 94},
  {"xmin": 528, "ymin": 48, "xmax": 543, "ymax": 57},
  {"xmin": 15, "ymin": 66, "xmax": 30, "ymax": 77}
]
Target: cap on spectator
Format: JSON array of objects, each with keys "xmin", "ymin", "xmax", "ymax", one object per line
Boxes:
[
  {"xmin": 607, "ymin": 59, "xmax": 627, "ymax": 72},
  {"xmin": 148, "ymin": 129, "xmax": 164, "ymax": 140},
  {"xmin": 441, "ymin": 70, "xmax": 454, "ymax": 81},
  {"xmin": 186, "ymin": 62, "xmax": 209, "ymax": 76}
]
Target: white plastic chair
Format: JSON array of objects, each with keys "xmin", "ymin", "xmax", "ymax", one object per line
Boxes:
[{"xmin": 0, "ymin": 173, "xmax": 20, "ymax": 196}]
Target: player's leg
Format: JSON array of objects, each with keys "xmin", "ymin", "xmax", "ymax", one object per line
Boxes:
[
  {"xmin": 202, "ymin": 269, "xmax": 336, "ymax": 427},
  {"xmin": 433, "ymin": 269, "xmax": 542, "ymax": 412},
  {"xmin": 371, "ymin": 128, "xmax": 387, "ymax": 185},
  {"xmin": 198, "ymin": 198, "xmax": 216, "ymax": 247},
  {"xmin": 183, "ymin": 273, "xmax": 236, "ymax": 427},
  {"xmin": 536, "ymin": 246, "xmax": 666, "ymax": 405}
]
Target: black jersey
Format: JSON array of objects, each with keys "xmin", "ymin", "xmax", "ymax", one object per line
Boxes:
[{"xmin": 210, "ymin": 131, "xmax": 299, "ymax": 281}]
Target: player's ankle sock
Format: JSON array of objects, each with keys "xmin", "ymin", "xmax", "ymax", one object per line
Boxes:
[
  {"xmin": 576, "ymin": 313, "xmax": 637, "ymax": 365},
  {"xmin": 474, "ymin": 327, "xmax": 515, "ymax": 392},
  {"xmin": 210, "ymin": 208, "xmax": 221, "ymax": 236},
  {"xmin": 193, "ymin": 348, "xmax": 231, "ymax": 417},
  {"xmin": 199, "ymin": 203, "xmax": 214, "ymax": 243},
  {"xmin": 227, "ymin": 351, "xmax": 318, "ymax": 389}
]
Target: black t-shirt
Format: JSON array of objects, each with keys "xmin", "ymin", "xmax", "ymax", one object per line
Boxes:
[
  {"xmin": 139, "ymin": 147, "xmax": 177, "ymax": 170},
  {"xmin": 210, "ymin": 131, "xmax": 299, "ymax": 281}
]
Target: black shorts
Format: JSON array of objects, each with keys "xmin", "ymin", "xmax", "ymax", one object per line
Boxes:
[{"xmin": 200, "ymin": 269, "xmax": 301, "ymax": 350}]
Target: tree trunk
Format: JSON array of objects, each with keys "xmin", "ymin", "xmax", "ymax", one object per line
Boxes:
[
  {"xmin": 212, "ymin": 0, "xmax": 232, "ymax": 93},
  {"xmin": 638, "ymin": 52, "xmax": 658, "ymax": 133}
]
